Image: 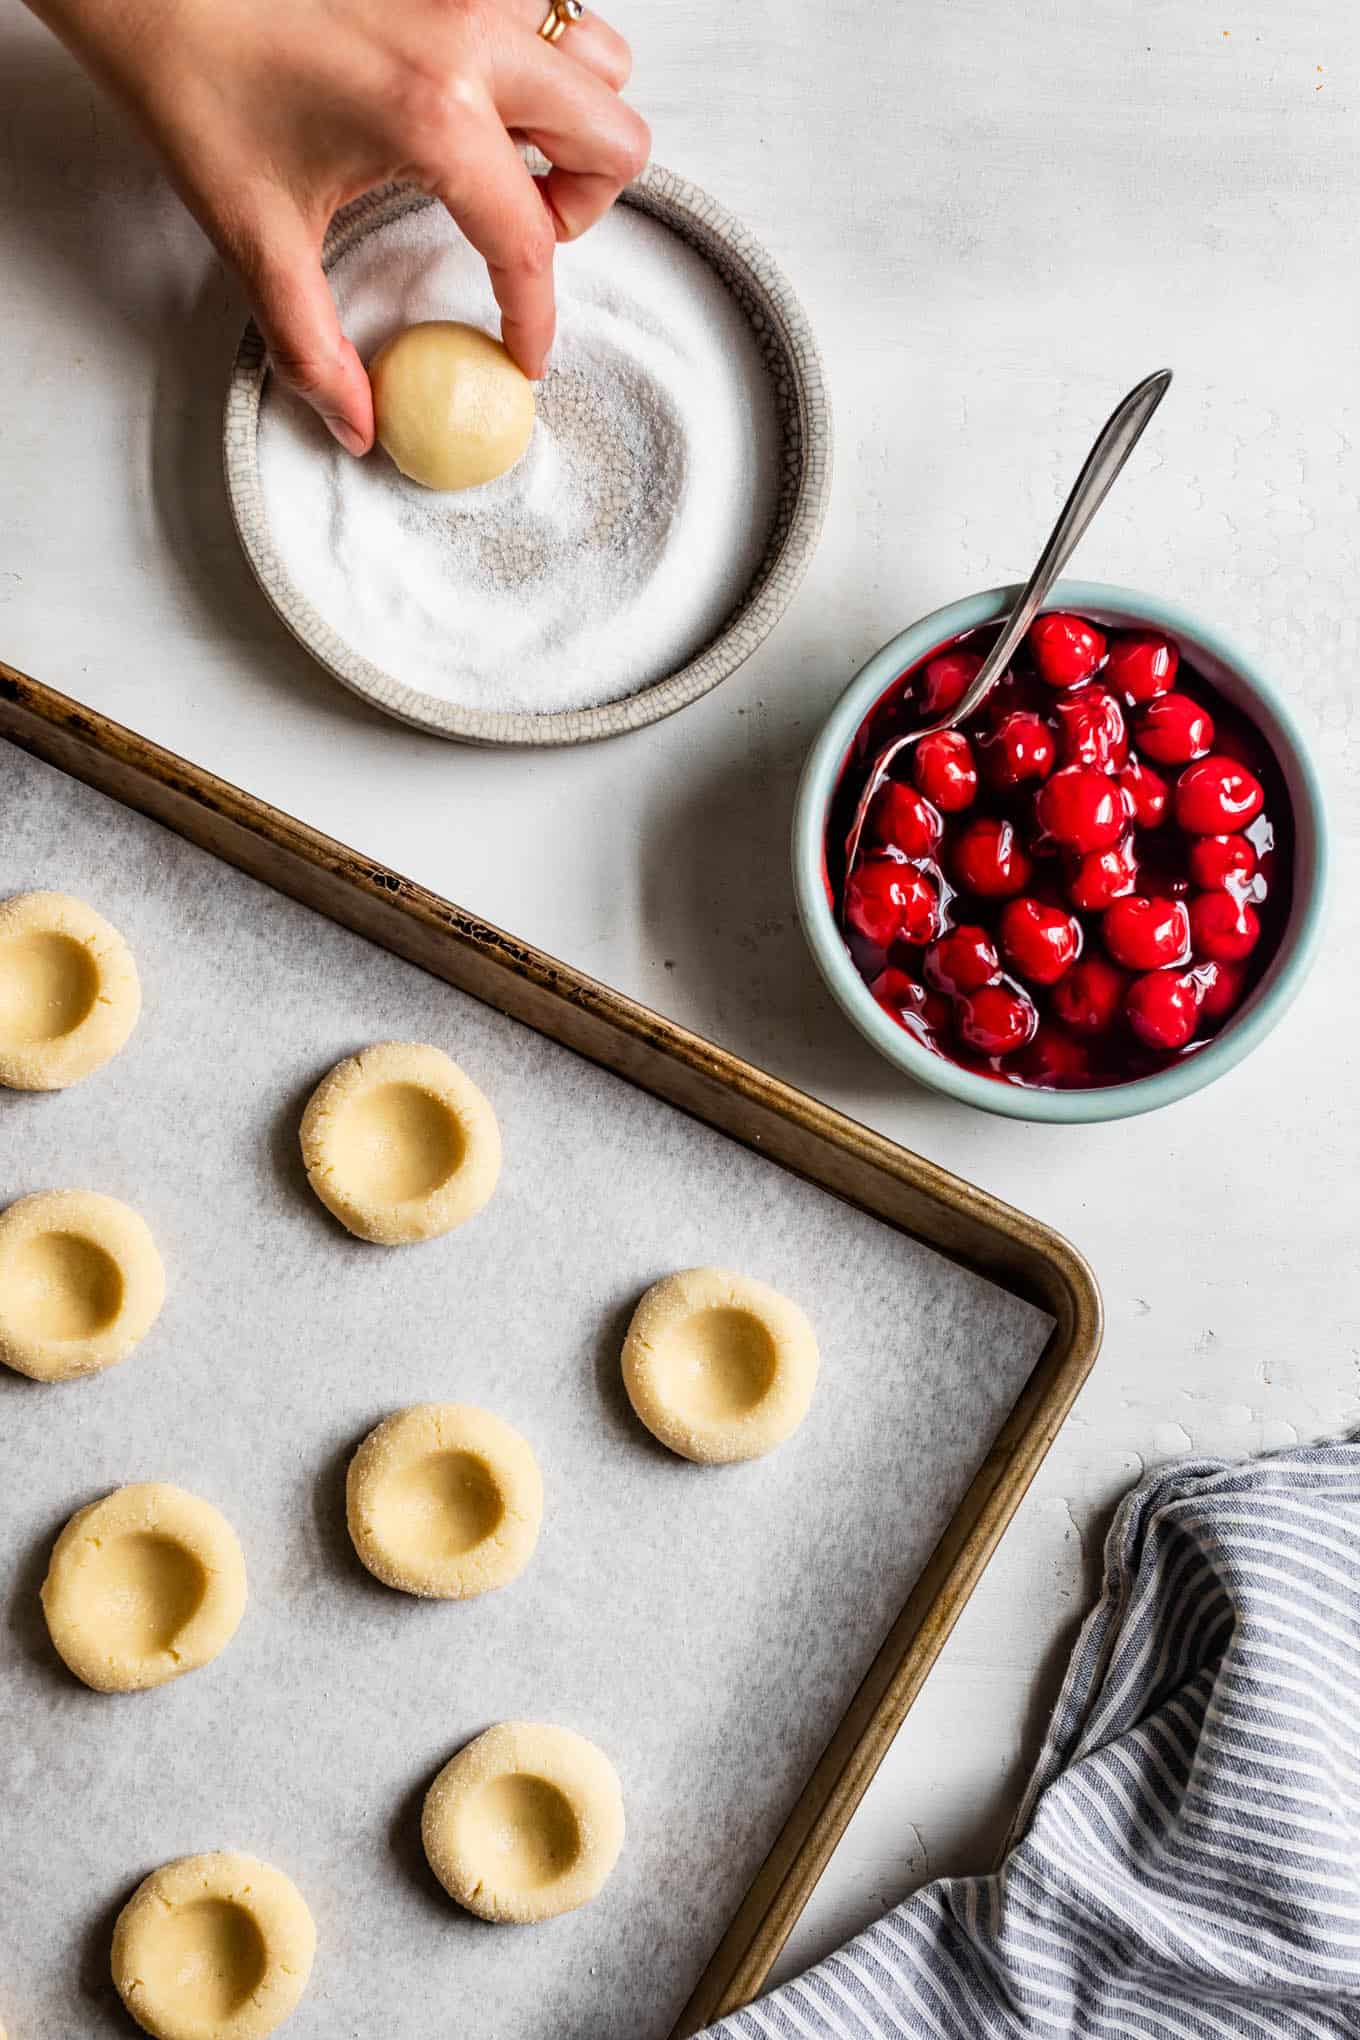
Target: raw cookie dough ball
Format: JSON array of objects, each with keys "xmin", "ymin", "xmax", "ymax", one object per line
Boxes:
[
  {"xmin": 112, "ymin": 1852, "xmax": 315, "ymax": 2040},
  {"xmin": 347, "ymin": 1402, "xmax": 542, "ymax": 1599},
  {"xmin": 0, "ymin": 889, "xmax": 140, "ymax": 1090},
  {"xmin": 299, "ymin": 1040, "xmax": 500, "ymax": 1245},
  {"xmin": 370, "ymin": 320, "xmax": 536, "ymax": 491},
  {"xmin": 42, "ymin": 1482, "xmax": 247, "ymax": 1692},
  {"xmin": 0, "ymin": 1188, "xmax": 165, "ymax": 1382},
  {"xmin": 622, "ymin": 1267, "xmax": 818, "ymax": 1464},
  {"xmin": 422, "ymin": 1722, "xmax": 624, "ymax": 1924}
]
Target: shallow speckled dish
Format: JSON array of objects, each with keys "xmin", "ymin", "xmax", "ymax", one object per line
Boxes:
[
  {"xmin": 794, "ymin": 581, "xmax": 1329, "ymax": 1124},
  {"xmin": 224, "ymin": 171, "xmax": 830, "ymax": 746}
]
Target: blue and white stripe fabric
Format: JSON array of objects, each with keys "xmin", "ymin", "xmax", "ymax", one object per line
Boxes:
[{"xmin": 703, "ymin": 1437, "xmax": 1360, "ymax": 2039}]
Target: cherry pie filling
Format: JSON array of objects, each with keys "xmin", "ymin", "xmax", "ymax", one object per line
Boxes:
[{"xmin": 827, "ymin": 614, "xmax": 1293, "ymax": 1091}]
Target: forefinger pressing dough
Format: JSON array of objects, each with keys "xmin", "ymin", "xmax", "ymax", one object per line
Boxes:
[
  {"xmin": 299, "ymin": 1040, "xmax": 500, "ymax": 1245},
  {"xmin": 422, "ymin": 1722, "xmax": 625, "ymax": 1924},
  {"xmin": 370, "ymin": 320, "xmax": 536, "ymax": 490},
  {"xmin": 347, "ymin": 1403, "xmax": 542, "ymax": 1598},
  {"xmin": 112, "ymin": 1852, "xmax": 315, "ymax": 2040},
  {"xmin": 0, "ymin": 1188, "xmax": 165, "ymax": 1382},
  {"xmin": 42, "ymin": 1482, "xmax": 247, "ymax": 1692},
  {"xmin": 0, "ymin": 889, "xmax": 140, "ymax": 1090},
  {"xmin": 622, "ymin": 1267, "xmax": 819, "ymax": 1463}
]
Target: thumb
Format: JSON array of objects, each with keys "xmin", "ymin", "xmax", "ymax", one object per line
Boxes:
[{"xmin": 242, "ymin": 222, "xmax": 374, "ymax": 456}]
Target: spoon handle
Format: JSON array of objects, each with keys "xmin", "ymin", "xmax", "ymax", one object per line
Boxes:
[
  {"xmin": 843, "ymin": 368, "xmax": 1173, "ymax": 884},
  {"xmin": 944, "ymin": 368, "xmax": 1173, "ymax": 729}
]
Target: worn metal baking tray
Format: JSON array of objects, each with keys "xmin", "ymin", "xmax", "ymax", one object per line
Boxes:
[{"xmin": 0, "ymin": 664, "xmax": 1101, "ymax": 2038}]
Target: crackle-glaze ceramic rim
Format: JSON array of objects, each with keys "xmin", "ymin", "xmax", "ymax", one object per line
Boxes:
[
  {"xmin": 223, "ymin": 169, "xmax": 831, "ymax": 747},
  {"xmin": 793, "ymin": 580, "xmax": 1330, "ymax": 1125}
]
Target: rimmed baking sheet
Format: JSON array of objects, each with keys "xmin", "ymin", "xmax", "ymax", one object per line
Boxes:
[{"xmin": 0, "ymin": 669, "xmax": 1101, "ymax": 2039}]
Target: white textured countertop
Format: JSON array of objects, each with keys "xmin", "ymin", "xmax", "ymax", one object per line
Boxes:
[{"xmin": 2, "ymin": 0, "xmax": 1357, "ymax": 1993}]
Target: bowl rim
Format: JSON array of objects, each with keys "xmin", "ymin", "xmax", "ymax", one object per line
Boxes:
[
  {"xmin": 223, "ymin": 168, "xmax": 832, "ymax": 748},
  {"xmin": 793, "ymin": 579, "xmax": 1330, "ymax": 1124}
]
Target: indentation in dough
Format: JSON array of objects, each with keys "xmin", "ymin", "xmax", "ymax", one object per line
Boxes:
[
  {"xmin": 9, "ymin": 1230, "xmax": 125, "ymax": 1340},
  {"xmin": 330, "ymin": 1080, "xmax": 466, "ymax": 1203},
  {"xmin": 79, "ymin": 1532, "xmax": 207, "ymax": 1659},
  {"xmin": 422, "ymin": 1721, "xmax": 624, "ymax": 1923},
  {"xmin": 0, "ymin": 931, "xmax": 99, "ymax": 1045},
  {"xmin": 466, "ymin": 1775, "xmax": 582, "ymax": 1891},
  {"xmin": 347, "ymin": 1403, "xmax": 541, "ymax": 1599},
  {"xmin": 137, "ymin": 1898, "xmax": 267, "ymax": 2023},
  {"xmin": 651, "ymin": 1306, "xmax": 778, "ymax": 1422},
  {"xmin": 383, "ymin": 1449, "xmax": 505, "ymax": 1561},
  {"xmin": 621, "ymin": 1268, "xmax": 819, "ymax": 1464}
]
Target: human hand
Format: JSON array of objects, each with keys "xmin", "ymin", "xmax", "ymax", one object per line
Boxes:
[{"xmin": 29, "ymin": 0, "xmax": 649, "ymax": 451}]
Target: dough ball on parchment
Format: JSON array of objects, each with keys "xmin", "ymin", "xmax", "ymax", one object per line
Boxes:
[{"xmin": 621, "ymin": 1266, "xmax": 818, "ymax": 1463}]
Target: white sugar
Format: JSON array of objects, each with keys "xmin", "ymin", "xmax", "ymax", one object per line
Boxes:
[{"xmin": 255, "ymin": 202, "xmax": 780, "ymax": 715}]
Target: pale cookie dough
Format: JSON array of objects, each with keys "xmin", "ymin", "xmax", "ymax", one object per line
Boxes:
[
  {"xmin": 0, "ymin": 888, "xmax": 140, "ymax": 1090},
  {"xmin": 622, "ymin": 1267, "xmax": 819, "ymax": 1463},
  {"xmin": 0, "ymin": 1189, "xmax": 165, "ymax": 1382},
  {"xmin": 370, "ymin": 320, "xmax": 536, "ymax": 490},
  {"xmin": 299, "ymin": 1040, "xmax": 500, "ymax": 1245},
  {"xmin": 112, "ymin": 1852, "xmax": 315, "ymax": 2040},
  {"xmin": 347, "ymin": 1402, "xmax": 542, "ymax": 1599},
  {"xmin": 422, "ymin": 1722, "xmax": 624, "ymax": 1924},
  {"xmin": 42, "ymin": 1482, "xmax": 247, "ymax": 1692}
]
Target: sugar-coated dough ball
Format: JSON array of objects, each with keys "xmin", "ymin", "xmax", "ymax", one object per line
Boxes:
[
  {"xmin": 422, "ymin": 1722, "xmax": 624, "ymax": 1924},
  {"xmin": 347, "ymin": 1403, "xmax": 543, "ymax": 1599},
  {"xmin": 112, "ymin": 1852, "xmax": 315, "ymax": 2040},
  {"xmin": 621, "ymin": 1267, "xmax": 818, "ymax": 1463},
  {"xmin": 299, "ymin": 1040, "xmax": 500, "ymax": 1245},
  {"xmin": 0, "ymin": 889, "xmax": 140, "ymax": 1090},
  {"xmin": 42, "ymin": 1482, "xmax": 247, "ymax": 1692},
  {"xmin": 0, "ymin": 1188, "xmax": 165, "ymax": 1382},
  {"xmin": 369, "ymin": 320, "xmax": 535, "ymax": 490}
]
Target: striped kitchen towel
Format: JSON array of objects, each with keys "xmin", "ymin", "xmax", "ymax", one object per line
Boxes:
[{"xmin": 702, "ymin": 1434, "xmax": 1360, "ymax": 2039}]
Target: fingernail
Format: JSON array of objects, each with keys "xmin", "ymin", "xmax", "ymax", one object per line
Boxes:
[{"xmin": 325, "ymin": 416, "xmax": 367, "ymax": 457}]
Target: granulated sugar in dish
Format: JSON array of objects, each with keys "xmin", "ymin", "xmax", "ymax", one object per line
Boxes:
[{"xmin": 256, "ymin": 201, "xmax": 781, "ymax": 716}]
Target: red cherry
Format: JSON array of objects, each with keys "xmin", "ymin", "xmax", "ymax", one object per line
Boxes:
[
  {"xmin": 912, "ymin": 730, "xmax": 978, "ymax": 813},
  {"xmin": 1018, "ymin": 1024, "xmax": 1092, "ymax": 1087},
  {"xmin": 1052, "ymin": 955, "xmax": 1128, "ymax": 1034},
  {"xmin": 1188, "ymin": 833, "xmax": 1258, "ymax": 893},
  {"xmin": 950, "ymin": 816, "xmax": 1034, "ymax": 898},
  {"xmin": 1103, "ymin": 894, "xmax": 1192, "ymax": 971},
  {"xmin": 955, "ymin": 982, "xmax": 1038, "ymax": 1056},
  {"xmin": 1189, "ymin": 891, "xmax": 1261, "ymax": 962},
  {"xmin": 1104, "ymin": 632, "xmax": 1178, "ymax": 704},
  {"xmin": 1135, "ymin": 692, "xmax": 1215, "ymax": 766},
  {"xmin": 1126, "ymin": 970, "xmax": 1199, "ymax": 1051},
  {"xmin": 1054, "ymin": 687, "xmax": 1127, "ymax": 769},
  {"xmin": 1029, "ymin": 612, "xmax": 1106, "ymax": 689},
  {"xmin": 845, "ymin": 856, "xmax": 941, "ymax": 949},
  {"xmin": 871, "ymin": 780, "xmax": 944, "ymax": 859},
  {"xmin": 925, "ymin": 924, "xmax": 1000, "ymax": 995},
  {"xmin": 978, "ymin": 711, "xmax": 1057, "ymax": 788},
  {"xmin": 1195, "ymin": 958, "xmax": 1247, "ymax": 1024},
  {"xmin": 1066, "ymin": 836, "xmax": 1139, "ymax": 911},
  {"xmin": 919, "ymin": 649, "xmax": 982, "ymax": 718},
  {"xmin": 998, "ymin": 897, "xmax": 1082, "ymax": 986},
  {"xmin": 1117, "ymin": 757, "xmax": 1170, "ymax": 829},
  {"xmin": 1035, "ymin": 765, "xmax": 1133, "ymax": 853},
  {"xmin": 871, "ymin": 968, "xmax": 952, "ymax": 1035},
  {"xmin": 1175, "ymin": 755, "xmax": 1265, "ymax": 834}
]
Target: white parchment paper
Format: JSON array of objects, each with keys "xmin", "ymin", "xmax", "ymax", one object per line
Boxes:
[{"xmin": 0, "ymin": 742, "xmax": 1049, "ymax": 2040}]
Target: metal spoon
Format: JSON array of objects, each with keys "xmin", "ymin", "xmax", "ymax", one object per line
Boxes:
[{"xmin": 842, "ymin": 368, "xmax": 1173, "ymax": 892}]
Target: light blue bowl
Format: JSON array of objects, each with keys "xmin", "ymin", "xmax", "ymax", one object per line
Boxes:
[{"xmin": 793, "ymin": 580, "xmax": 1329, "ymax": 1124}]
